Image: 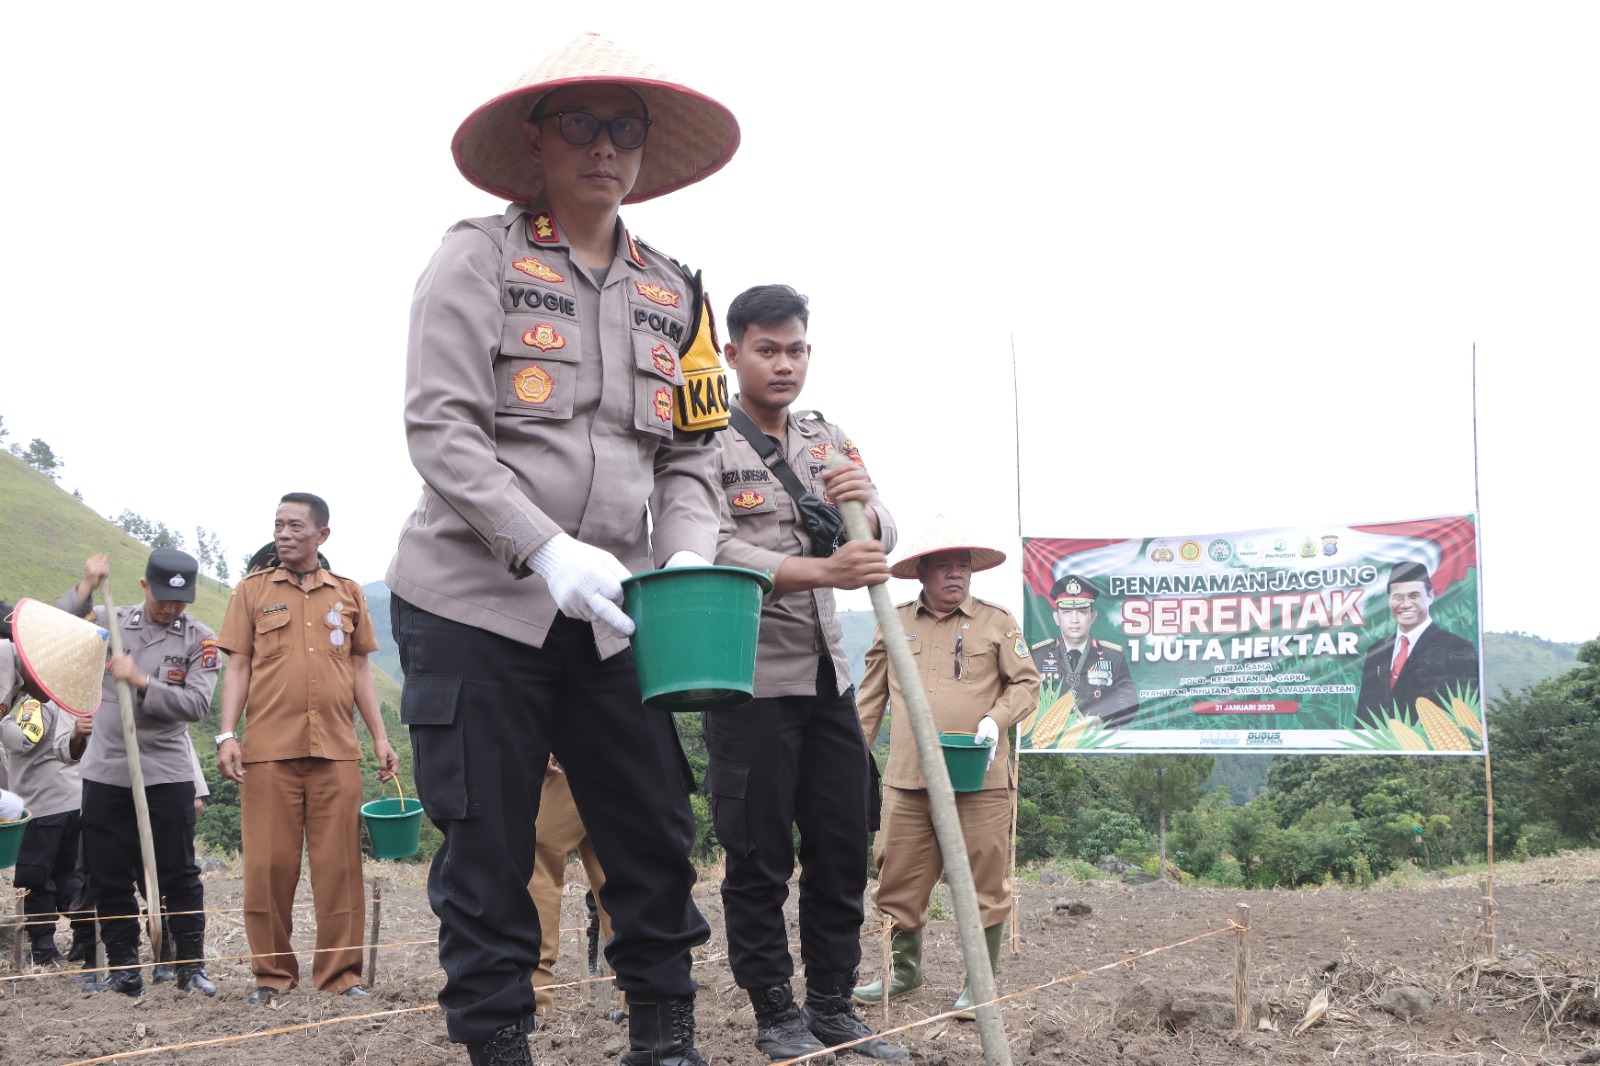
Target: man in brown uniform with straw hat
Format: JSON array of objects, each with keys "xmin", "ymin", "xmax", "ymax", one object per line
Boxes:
[
  {"xmin": 854, "ymin": 517, "xmax": 1040, "ymax": 1018},
  {"xmin": 386, "ymin": 32, "xmax": 738, "ymax": 1066}
]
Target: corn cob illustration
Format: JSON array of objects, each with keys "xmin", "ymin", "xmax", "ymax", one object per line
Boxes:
[
  {"xmin": 1415, "ymin": 697, "xmax": 1472, "ymax": 751},
  {"xmin": 1389, "ymin": 719, "xmax": 1430, "ymax": 751},
  {"xmin": 1029, "ymin": 692, "xmax": 1077, "ymax": 747},
  {"xmin": 1055, "ymin": 713, "xmax": 1093, "ymax": 750},
  {"xmin": 1449, "ymin": 696, "xmax": 1483, "ymax": 743}
]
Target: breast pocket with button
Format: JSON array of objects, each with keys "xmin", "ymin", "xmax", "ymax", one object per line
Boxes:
[
  {"xmin": 498, "ymin": 315, "xmax": 583, "ymax": 421},
  {"xmin": 253, "ymin": 611, "xmax": 291, "ymax": 663}
]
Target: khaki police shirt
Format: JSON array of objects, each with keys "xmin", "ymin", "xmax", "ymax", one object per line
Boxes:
[
  {"xmin": 386, "ymin": 202, "xmax": 721, "ymax": 659},
  {"xmin": 714, "ymin": 399, "xmax": 896, "ymax": 698},
  {"xmin": 857, "ymin": 596, "xmax": 1040, "ymax": 791},
  {"xmin": 0, "ymin": 698, "xmax": 80, "ymax": 817},
  {"xmin": 217, "ymin": 568, "xmax": 379, "ymax": 764},
  {"xmin": 55, "ymin": 592, "xmax": 220, "ymax": 789}
]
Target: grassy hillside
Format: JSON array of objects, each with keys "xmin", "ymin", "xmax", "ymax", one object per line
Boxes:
[{"xmin": 0, "ymin": 450, "xmax": 231, "ymax": 628}]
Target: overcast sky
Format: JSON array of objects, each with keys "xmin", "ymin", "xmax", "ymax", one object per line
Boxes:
[{"xmin": 3, "ymin": 2, "xmax": 1596, "ymax": 643}]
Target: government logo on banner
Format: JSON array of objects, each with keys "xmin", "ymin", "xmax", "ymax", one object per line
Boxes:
[{"xmin": 1018, "ymin": 515, "xmax": 1485, "ymax": 755}]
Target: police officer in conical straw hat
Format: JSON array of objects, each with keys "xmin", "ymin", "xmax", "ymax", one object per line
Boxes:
[{"xmin": 386, "ymin": 32, "xmax": 738, "ymax": 1066}]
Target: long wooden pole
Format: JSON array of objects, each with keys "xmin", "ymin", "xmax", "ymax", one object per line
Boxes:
[
  {"xmin": 1233, "ymin": 904, "xmax": 1250, "ymax": 1032},
  {"xmin": 835, "ymin": 477, "xmax": 1013, "ymax": 1066},
  {"xmin": 366, "ymin": 876, "xmax": 382, "ymax": 987},
  {"xmin": 99, "ymin": 581, "xmax": 163, "ymax": 957}
]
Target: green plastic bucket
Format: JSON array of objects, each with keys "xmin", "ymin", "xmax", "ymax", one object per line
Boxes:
[
  {"xmin": 361, "ymin": 795, "xmax": 424, "ymax": 859},
  {"xmin": 0, "ymin": 810, "xmax": 33, "ymax": 869},
  {"xmin": 622, "ymin": 566, "xmax": 773, "ymax": 711},
  {"xmin": 939, "ymin": 733, "xmax": 994, "ymax": 792}
]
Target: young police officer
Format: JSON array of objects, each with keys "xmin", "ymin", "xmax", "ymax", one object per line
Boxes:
[{"xmin": 708, "ymin": 284, "xmax": 906, "ymax": 1061}]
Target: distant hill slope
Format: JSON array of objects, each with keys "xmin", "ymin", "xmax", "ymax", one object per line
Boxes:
[{"xmin": 0, "ymin": 450, "xmax": 231, "ymax": 629}]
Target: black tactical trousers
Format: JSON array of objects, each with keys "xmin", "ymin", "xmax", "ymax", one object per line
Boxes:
[
  {"xmin": 702, "ymin": 656, "xmax": 874, "ymax": 989},
  {"xmin": 392, "ymin": 598, "xmax": 708, "ymax": 1044},
  {"xmin": 80, "ymin": 779, "xmax": 204, "ymax": 963}
]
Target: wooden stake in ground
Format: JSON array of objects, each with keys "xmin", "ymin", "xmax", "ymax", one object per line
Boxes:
[
  {"xmin": 1234, "ymin": 903, "xmax": 1250, "ymax": 1032},
  {"xmin": 833, "ymin": 473, "xmax": 1013, "ymax": 1066},
  {"xmin": 367, "ymin": 876, "xmax": 382, "ymax": 987},
  {"xmin": 99, "ymin": 580, "xmax": 164, "ymax": 957}
]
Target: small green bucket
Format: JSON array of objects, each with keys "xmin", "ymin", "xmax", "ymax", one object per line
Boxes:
[
  {"xmin": 361, "ymin": 782, "xmax": 424, "ymax": 859},
  {"xmin": 939, "ymin": 733, "xmax": 994, "ymax": 792},
  {"xmin": 0, "ymin": 810, "xmax": 33, "ymax": 869},
  {"xmin": 622, "ymin": 565, "xmax": 773, "ymax": 711}
]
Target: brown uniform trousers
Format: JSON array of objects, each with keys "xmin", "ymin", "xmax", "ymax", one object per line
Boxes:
[
  {"xmin": 241, "ymin": 758, "xmax": 365, "ymax": 993},
  {"xmin": 527, "ymin": 771, "xmax": 613, "ymax": 1015},
  {"xmin": 858, "ymin": 596, "xmax": 1040, "ymax": 931}
]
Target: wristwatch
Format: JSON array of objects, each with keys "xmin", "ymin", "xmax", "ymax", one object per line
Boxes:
[{"xmin": 213, "ymin": 731, "xmax": 237, "ymax": 748}]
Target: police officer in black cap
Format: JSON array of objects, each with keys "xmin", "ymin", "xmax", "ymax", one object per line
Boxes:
[
  {"xmin": 1031, "ymin": 574, "xmax": 1139, "ymax": 728},
  {"xmin": 57, "ymin": 550, "xmax": 221, "ymax": 997}
]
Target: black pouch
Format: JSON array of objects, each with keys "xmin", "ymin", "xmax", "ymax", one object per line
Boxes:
[{"xmin": 796, "ymin": 492, "xmax": 846, "ymax": 558}]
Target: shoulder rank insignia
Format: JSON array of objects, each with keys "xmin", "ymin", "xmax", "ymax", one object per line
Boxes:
[
  {"xmin": 731, "ymin": 490, "xmax": 765, "ymax": 510},
  {"xmin": 522, "ymin": 323, "xmax": 566, "ymax": 352},
  {"xmin": 529, "ymin": 210, "xmax": 559, "ymax": 244},
  {"xmin": 512, "ymin": 256, "xmax": 565, "ymax": 283},
  {"xmin": 625, "ymin": 229, "xmax": 647, "ymax": 267},
  {"xmin": 1031, "ymin": 638, "xmax": 1055, "ymax": 651},
  {"xmin": 13, "ymin": 697, "xmax": 44, "ymax": 745},
  {"xmin": 1096, "ymin": 639, "xmax": 1123, "ymax": 653},
  {"xmin": 635, "ymin": 282, "xmax": 681, "ymax": 307}
]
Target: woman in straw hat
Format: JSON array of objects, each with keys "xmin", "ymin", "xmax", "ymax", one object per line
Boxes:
[
  {"xmin": 385, "ymin": 33, "xmax": 738, "ymax": 1066},
  {"xmin": 0, "ymin": 600, "xmax": 106, "ymax": 822},
  {"xmin": 853, "ymin": 517, "xmax": 1041, "ymax": 1020}
]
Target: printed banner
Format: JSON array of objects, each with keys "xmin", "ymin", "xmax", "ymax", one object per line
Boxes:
[{"xmin": 1018, "ymin": 515, "xmax": 1485, "ymax": 755}]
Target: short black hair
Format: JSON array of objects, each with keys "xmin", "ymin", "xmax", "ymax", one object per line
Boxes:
[
  {"xmin": 726, "ymin": 284, "xmax": 810, "ymax": 343},
  {"xmin": 1387, "ymin": 561, "xmax": 1433, "ymax": 594},
  {"xmin": 280, "ymin": 492, "xmax": 330, "ymax": 529}
]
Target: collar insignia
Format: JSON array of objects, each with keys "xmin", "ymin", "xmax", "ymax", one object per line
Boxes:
[{"xmin": 529, "ymin": 211, "xmax": 559, "ymax": 244}]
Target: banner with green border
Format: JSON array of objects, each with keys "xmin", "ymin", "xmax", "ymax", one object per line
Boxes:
[{"xmin": 1017, "ymin": 515, "xmax": 1484, "ymax": 755}]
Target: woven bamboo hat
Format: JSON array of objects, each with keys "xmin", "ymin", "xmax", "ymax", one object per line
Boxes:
[
  {"xmin": 9, "ymin": 598, "xmax": 108, "ymax": 718},
  {"xmin": 890, "ymin": 516, "xmax": 1009, "ymax": 580},
  {"xmin": 453, "ymin": 32, "xmax": 740, "ymax": 206}
]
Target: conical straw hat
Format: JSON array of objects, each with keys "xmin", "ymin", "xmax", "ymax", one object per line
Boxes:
[
  {"xmin": 10, "ymin": 599, "xmax": 107, "ymax": 718},
  {"xmin": 453, "ymin": 32, "xmax": 740, "ymax": 206},
  {"xmin": 889, "ymin": 516, "xmax": 1008, "ymax": 580}
]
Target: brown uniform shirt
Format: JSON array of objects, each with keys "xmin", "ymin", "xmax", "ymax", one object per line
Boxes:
[
  {"xmin": 713, "ymin": 399, "xmax": 896, "ymax": 697},
  {"xmin": 217, "ymin": 568, "xmax": 379, "ymax": 764},
  {"xmin": 857, "ymin": 596, "xmax": 1040, "ymax": 791},
  {"xmin": 386, "ymin": 202, "xmax": 721, "ymax": 658}
]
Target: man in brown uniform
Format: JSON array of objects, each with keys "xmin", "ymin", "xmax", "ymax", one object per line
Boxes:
[
  {"xmin": 216, "ymin": 492, "xmax": 398, "ymax": 1003},
  {"xmin": 527, "ymin": 756, "xmax": 614, "ymax": 1022},
  {"xmin": 385, "ymin": 33, "xmax": 739, "ymax": 1066},
  {"xmin": 854, "ymin": 517, "xmax": 1040, "ymax": 1018}
]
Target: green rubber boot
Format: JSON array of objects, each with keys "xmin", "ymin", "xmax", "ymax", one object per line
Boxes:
[
  {"xmin": 851, "ymin": 929, "xmax": 924, "ymax": 1004},
  {"xmin": 952, "ymin": 924, "xmax": 1004, "ymax": 1020}
]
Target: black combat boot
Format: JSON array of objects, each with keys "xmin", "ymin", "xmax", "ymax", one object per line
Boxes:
[
  {"xmin": 65, "ymin": 924, "xmax": 97, "ymax": 963},
  {"xmin": 466, "ymin": 1021, "xmax": 534, "ymax": 1066},
  {"xmin": 802, "ymin": 970, "xmax": 909, "ymax": 1061},
  {"xmin": 750, "ymin": 982, "xmax": 834, "ymax": 1062},
  {"xmin": 175, "ymin": 962, "xmax": 217, "ymax": 997},
  {"xmin": 620, "ymin": 993, "xmax": 708, "ymax": 1066},
  {"xmin": 83, "ymin": 964, "xmax": 144, "ymax": 997}
]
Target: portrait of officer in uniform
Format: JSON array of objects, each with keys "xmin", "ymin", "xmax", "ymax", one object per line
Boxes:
[
  {"xmin": 1354, "ymin": 561, "xmax": 1479, "ymax": 727},
  {"xmin": 1030, "ymin": 574, "xmax": 1139, "ymax": 729}
]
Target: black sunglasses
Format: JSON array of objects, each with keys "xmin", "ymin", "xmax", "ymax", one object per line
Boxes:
[{"xmin": 532, "ymin": 110, "xmax": 651, "ymax": 151}]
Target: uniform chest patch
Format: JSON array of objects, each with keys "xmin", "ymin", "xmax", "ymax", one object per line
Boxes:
[
  {"xmin": 514, "ymin": 365, "xmax": 555, "ymax": 404},
  {"xmin": 731, "ymin": 490, "xmax": 766, "ymax": 510},
  {"xmin": 653, "ymin": 386, "xmax": 673, "ymax": 423},
  {"xmin": 807, "ymin": 443, "xmax": 835, "ymax": 461},
  {"xmin": 651, "ymin": 344, "xmax": 676, "ymax": 376},
  {"xmin": 512, "ymin": 256, "xmax": 565, "ymax": 283},
  {"xmin": 165, "ymin": 668, "xmax": 187, "ymax": 684},
  {"xmin": 635, "ymin": 282, "xmax": 680, "ymax": 307},
  {"xmin": 522, "ymin": 323, "xmax": 567, "ymax": 352}
]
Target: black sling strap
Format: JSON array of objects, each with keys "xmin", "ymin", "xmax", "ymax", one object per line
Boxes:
[{"xmin": 728, "ymin": 405, "xmax": 812, "ymax": 504}]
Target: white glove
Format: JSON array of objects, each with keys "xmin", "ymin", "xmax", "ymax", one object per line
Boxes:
[
  {"xmin": 975, "ymin": 715, "xmax": 1000, "ymax": 767},
  {"xmin": 0, "ymin": 788, "xmax": 24, "ymax": 822},
  {"xmin": 664, "ymin": 550, "xmax": 709, "ymax": 569},
  {"xmin": 530, "ymin": 533, "xmax": 636, "ymax": 638}
]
